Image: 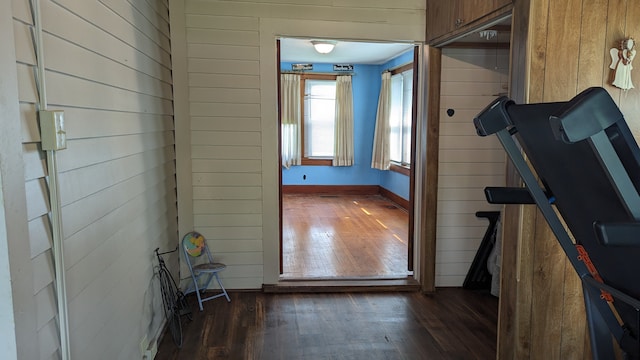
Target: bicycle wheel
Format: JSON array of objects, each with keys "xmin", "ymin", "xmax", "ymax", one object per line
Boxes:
[{"xmin": 159, "ymin": 268, "xmax": 183, "ymax": 348}]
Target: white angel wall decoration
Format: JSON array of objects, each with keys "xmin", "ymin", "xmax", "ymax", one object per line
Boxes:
[{"xmin": 610, "ymin": 37, "xmax": 636, "ymax": 90}]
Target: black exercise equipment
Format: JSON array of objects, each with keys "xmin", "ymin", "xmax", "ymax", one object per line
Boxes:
[
  {"xmin": 463, "ymin": 211, "xmax": 500, "ymax": 291},
  {"xmin": 474, "ymin": 87, "xmax": 640, "ymax": 359}
]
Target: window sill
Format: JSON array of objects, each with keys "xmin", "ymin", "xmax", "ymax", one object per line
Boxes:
[
  {"xmin": 301, "ymin": 158, "xmax": 333, "ymax": 166},
  {"xmin": 389, "ymin": 163, "xmax": 410, "ymax": 176}
]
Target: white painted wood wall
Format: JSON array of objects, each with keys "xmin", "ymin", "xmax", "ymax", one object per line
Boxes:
[
  {"xmin": 11, "ymin": 0, "xmax": 176, "ymax": 358},
  {"xmin": 174, "ymin": 0, "xmax": 426, "ymax": 288},
  {"xmin": 436, "ymin": 47, "xmax": 508, "ymax": 286}
]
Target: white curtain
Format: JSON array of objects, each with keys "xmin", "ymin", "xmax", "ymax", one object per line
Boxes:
[
  {"xmin": 333, "ymin": 75, "xmax": 354, "ymax": 166},
  {"xmin": 371, "ymin": 72, "xmax": 392, "ymax": 170},
  {"xmin": 281, "ymin": 73, "xmax": 301, "ymax": 168}
]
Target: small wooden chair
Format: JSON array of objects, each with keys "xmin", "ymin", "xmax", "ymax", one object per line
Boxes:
[{"xmin": 182, "ymin": 231, "xmax": 230, "ymax": 311}]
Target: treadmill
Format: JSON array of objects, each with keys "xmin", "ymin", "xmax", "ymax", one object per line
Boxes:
[{"xmin": 474, "ymin": 87, "xmax": 640, "ymax": 359}]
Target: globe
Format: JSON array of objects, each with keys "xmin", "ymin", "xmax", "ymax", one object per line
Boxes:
[{"xmin": 184, "ymin": 232, "xmax": 205, "ymax": 257}]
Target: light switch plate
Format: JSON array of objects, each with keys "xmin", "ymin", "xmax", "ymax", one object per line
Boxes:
[{"xmin": 40, "ymin": 110, "xmax": 66, "ymax": 150}]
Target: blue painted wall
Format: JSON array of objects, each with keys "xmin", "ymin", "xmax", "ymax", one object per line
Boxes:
[
  {"xmin": 281, "ymin": 49, "xmax": 413, "ymax": 199},
  {"xmin": 376, "ymin": 49, "xmax": 413, "ymax": 200}
]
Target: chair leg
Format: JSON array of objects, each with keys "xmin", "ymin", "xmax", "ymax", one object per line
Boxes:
[
  {"xmin": 214, "ymin": 273, "xmax": 231, "ymax": 302},
  {"xmin": 190, "ymin": 273, "xmax": 204, "ymax": 312}
]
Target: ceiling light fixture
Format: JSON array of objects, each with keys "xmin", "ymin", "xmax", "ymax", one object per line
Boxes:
[{"xmin": 311, "ymin": 40, "xmax": 336, "ymax": 54}]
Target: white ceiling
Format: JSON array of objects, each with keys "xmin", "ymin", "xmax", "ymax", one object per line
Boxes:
[{"xmin": 280, "ymin": 38, "xmax": 415, "ymax": 65}]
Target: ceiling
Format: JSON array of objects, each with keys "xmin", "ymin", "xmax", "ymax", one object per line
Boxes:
[
  {"xmin": 279, "ymin": 18, "xmax": 512, "ymax": 65},
  {"xmin": 279, "ymin": 38, "xmax": 415, "ymax": 65}
]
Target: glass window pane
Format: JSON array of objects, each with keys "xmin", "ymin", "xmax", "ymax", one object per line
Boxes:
[
  {"xmin": 304, "ymin": 79, "xmax": 336, "ymax": 157},
  {"xmin": 402, "ymin": 70, "xmax": 413, "ymax": 164},
  {"xmin": 389, "ymin": 74, "xmax": 403, "ymax": 163}
]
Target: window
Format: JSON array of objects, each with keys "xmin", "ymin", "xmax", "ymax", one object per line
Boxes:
[
  {"xmin": 301, "ymin": 75, "xmax": 337, "ymax": 165},
  {"xmin": 389, "ymin": 68, "xmax": 413, "ymax": 167}
]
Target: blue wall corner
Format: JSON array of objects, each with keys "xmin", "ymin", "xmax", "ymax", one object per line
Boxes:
[{"xmin": 281, "ymin": 53, "xmax": 411, "ymax": 199}]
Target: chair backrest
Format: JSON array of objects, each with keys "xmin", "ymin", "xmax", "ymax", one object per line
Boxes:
[{"xmin": 182, "ymin": 231, "xmax": 214, "ymax": 263}]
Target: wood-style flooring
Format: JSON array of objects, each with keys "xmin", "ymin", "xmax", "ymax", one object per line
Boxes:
[
  {"xmin": 156, "ymin": 288, "xmax": 498, "ymax": 360},
  {"xmin": 283, "ymin": 194, "xmax": 409, "ymax": 279}
]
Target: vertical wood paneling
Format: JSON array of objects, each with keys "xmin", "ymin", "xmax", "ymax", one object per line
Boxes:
[
  {"xmin": 422, "ymin": 45, "xmax": 440, "ymax": 293},
  {"xmin": 499, "ymin": 0, "xmax": 640, "ymax": 358},
  {"xmin": 497, "ymin": 1, "xmax": 527, "ymax": 358},
  {"xmin": 527, "ymin": 0, "xmax": 549, "ymax": 103},
  {"xmin": 617, "ymin": 1, "xmax": 640, "ymax": 131},
  {"xmin": 577, "ymin": 0, "xmax": 609, "ymax": 92},
  {"xmin": 435, "ymin": 47, "xmax": 507, "ymax": 287}
]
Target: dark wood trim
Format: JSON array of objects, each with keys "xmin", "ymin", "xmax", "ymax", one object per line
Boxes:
[
  {"xmin": 300, "ymin": 158, "xmax": 333, "ymax": 166},
  {"xmin": 300, "ymin": 73, "xmax": 337, "ymax": 80},
  {"xmin": 428, "ymin": 4, "xmax": 513, "ymax": 46},
  {"xmin": 282, "ymin": 185, "xmax": 380, "ymax": 195},
  {"xmin": 300, "ymin": 74, "xmax": 338, "ymax": 164},
  {"xmin": 390, "ymin": 62, "xmax": 414, "ymax": 75},
  {"xmin": 445, "ymin": 42, "xmax": 511, "ymax": 49},
  {"xmin": 277, "ymin": 39, "xmax": 283, "ymax": 274},
  {"xmin": 282, "ymin": 185, "xmax": 408, "ymax": 211},
  {"xmin": 408, "ymin": 45, "xmax": 419, "ymax": 271},
  {"xmin": 379, "ymin": 187, "xmax": 409, "ymax": 211},
  {"xmin": 263, "ymin": 278, "xmax": 420, "ymax": 293},
  {"xmin": 389, "ymin": 163, "xmax": 410, "ymax": 176},
  {"xmin": 421, "ymin": 46, "xmax": 442, "ymax": 294},
  {"xmin": 488, "ymin": 24, "xmax": 511, "ymax": 32}
]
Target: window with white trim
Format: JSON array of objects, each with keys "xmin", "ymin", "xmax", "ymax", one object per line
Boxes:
[
  {"xmin": 389, "ymin": 69, "xmax": 413, "ymax": 166},
  {"xmin": 302, "ymin": 76, "xmax": 337, "ymax": 163}
]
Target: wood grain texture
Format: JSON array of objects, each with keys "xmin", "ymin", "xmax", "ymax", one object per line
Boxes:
[
  {"xmin": 542, "ymin": 0, "xmax": 582, "ymax": 101},
  {"xmin": 617, "ymin": 0, "xmax": 640, "ymax": 130},
  {"xmin": 422, "ymin": 45, "xmax": 441, "ymax": 293},
  {"xmin": 427, "ymin": 0, "xmax": 513, "ymax": 45},
  {"xmin": 156, "ymin": 288, "xmax": 498, "ymax": 360},
  {"xmin": 497, "ymin": 0, "xmax": 640, "ymax": 358},
  {"xmin": 282, "ymin": 194, "xmax": 409, "ymax": 278},
  {"xmin": 577, "ymin": 0, "xmax": 609, "ymax": 92}
]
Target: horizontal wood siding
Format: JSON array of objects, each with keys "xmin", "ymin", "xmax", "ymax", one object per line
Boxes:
[
  {"xmin": 14, "ymin": 0, "xmax": 176, "ymax": 358},
  {"xmin": 435, "ymin": 48, "xmax": 508, "ymax": 286},
  {"xmin": 181, "ymin": 0, "xmax": 425, "ymax": 289}
]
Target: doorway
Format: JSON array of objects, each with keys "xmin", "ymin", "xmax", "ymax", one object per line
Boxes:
[{"xmin": 277, "ymin": 38, "xmax": 419, "ymax": 280}]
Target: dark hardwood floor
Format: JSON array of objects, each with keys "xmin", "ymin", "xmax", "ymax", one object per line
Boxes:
[
  {"xmin": 283, "ymin": 194, "xmax": 409, "ymax": 279},
  {"xmin": 156, "ymin": 288, "xmax": 498, "ymax": 360}
]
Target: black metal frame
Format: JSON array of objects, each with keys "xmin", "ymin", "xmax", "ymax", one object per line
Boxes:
[{"xmin": 474, "ymin": 87, "xmax": 640, "ymax": 359}]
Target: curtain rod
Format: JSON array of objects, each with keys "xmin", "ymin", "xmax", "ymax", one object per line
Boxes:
[{"xmin": 281, "ymin": 71, "xmax": 354, "ymax": 76}]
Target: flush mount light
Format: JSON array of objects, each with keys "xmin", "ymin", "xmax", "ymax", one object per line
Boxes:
[{"xmin": 311, "ymin": 40, "xmax": 336, "ymax": 54}]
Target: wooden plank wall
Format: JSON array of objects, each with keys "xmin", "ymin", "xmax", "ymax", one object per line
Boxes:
[
  {"xmin": 498, "ymin": 0, "xmax": 640, "ymax": 358},
  {"xmin": 436, "ymin": 47, "xmax": 507, "ymax": 286},
  {"xmin": 12, "ymin": 0, "xmax": 176, "ymax": 358},
  {"xmin": 180, "ymin": 0, "xmax": 426, "ymax": 289}
]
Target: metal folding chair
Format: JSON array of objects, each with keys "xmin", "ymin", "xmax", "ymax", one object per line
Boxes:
[{"xmin": 181, "ymin": 231, "xmax": 230, "ymax": 311}]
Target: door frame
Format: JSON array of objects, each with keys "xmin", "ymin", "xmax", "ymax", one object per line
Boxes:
[
  {"xmin": 258, "ymin": 17, "xmax": 427, "ymax": 285},
  {"xmin": 276, "ymin": 42, "xmax": 420, "ymax": 278}
]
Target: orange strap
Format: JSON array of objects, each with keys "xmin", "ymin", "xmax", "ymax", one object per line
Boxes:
[{"xmin": 576, "ymin": 245, "xmax": 614, "ymax": 302}]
